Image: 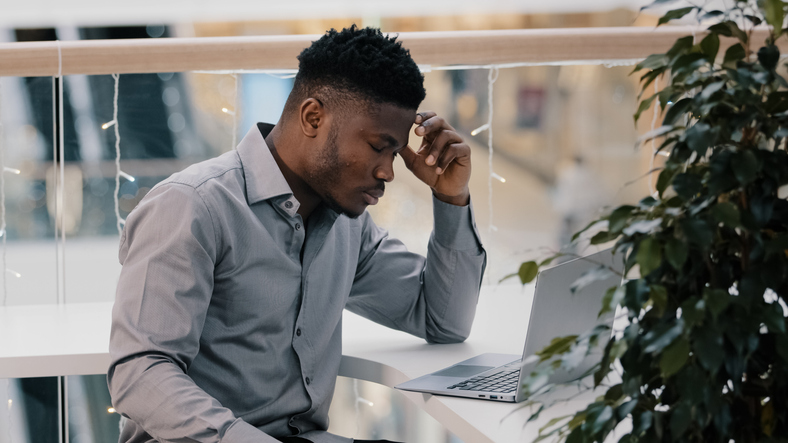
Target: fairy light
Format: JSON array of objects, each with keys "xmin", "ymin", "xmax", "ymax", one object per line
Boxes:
[
  {"xmin": 491, "ymin": 172, "xmax": 506, "ymax": 183},
  {"xmin": 118, "ymin": 171, "xmax": 135, "ymax": 182},
  {"xmin": 6, "ymin": 269, "xmax": 20, "ymax": 278},
  {"xmin": 221, "ymin": 108, "xmax": 234, "ymax": 115},
  {"xmin": 101, "ymin": 120, "xmax": 116, "ymax": 130},
  {"xmin": 471, "ymin": 123, "xmax": 490, "ymax": 136},
  {"xmin": 486, "ymin": 66, "xmax": 500, "ymax": 234},
  {"xmin": 107, "ymin": 407, "xmax": 116, "ymax": 414},
  {"xmin": 111, "ymin": 73, "xmax": 126, "ymax": 235},
  {"xmin": 3, "ymin": 168, "xmax": 19, "ymax": 175}
]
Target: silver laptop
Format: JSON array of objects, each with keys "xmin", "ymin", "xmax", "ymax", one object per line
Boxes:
[{"xmin": 394, "ymin": 248, "xmax": 623, "ymax": 402}]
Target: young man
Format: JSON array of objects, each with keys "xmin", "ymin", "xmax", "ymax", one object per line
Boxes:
[{"xmin": 108, "ymin": 26, "xmax": 486, "ymax": 443}]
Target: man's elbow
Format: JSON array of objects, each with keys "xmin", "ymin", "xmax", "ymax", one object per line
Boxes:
[{"xmin": 425, "ymin": 325, "xmax": 470, "ymax": 344}]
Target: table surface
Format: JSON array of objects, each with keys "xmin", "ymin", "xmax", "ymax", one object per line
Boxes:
[{"xmin": 0, "ymin": 284, "xmax": 601, "ymax": 443}]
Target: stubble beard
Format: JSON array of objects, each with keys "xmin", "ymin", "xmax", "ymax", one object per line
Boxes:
[{"xmin": 307, "ymin": 124, "xmax": 364, "ymax": 219}]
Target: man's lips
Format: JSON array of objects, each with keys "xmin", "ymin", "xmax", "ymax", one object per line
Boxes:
[{"xmin": 362, "ymin": 189, "xmax": 384, "ymax": 205}]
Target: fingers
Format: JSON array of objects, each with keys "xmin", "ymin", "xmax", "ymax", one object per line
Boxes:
[
  {"xmin": 434, "ymin": 142, "xmax": 471, "ymax": 174},
  {"xmin": 419, "ymin": 129, "xmax": 465, "ymax": 173},
  {"xmin": 414, "ymin": 112, "xmax": 454, "ymax": 137}
]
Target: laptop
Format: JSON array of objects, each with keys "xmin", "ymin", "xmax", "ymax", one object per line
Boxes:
[{"xmin": 394, "ymin": 248, "xmax": 623, "ymax": 402}]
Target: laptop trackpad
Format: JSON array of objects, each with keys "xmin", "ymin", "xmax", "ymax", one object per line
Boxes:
[{"xmin": 433, "ymin": 365, "xmax": 494, "ymax": 378}]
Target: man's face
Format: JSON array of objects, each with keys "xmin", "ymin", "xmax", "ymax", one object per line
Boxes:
[{"xmin": 304, "ymin": 102, "xmax": 415, "ymax": 218}]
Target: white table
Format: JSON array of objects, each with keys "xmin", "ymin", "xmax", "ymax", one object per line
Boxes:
[{"xmin": 0, "ymin": 285, "xmax": 599, "ymax": 443}]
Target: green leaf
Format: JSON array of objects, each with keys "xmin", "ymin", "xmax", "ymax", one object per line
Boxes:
[
  {"xmin": 663, "ymin": 98, "xmax": 692, "ymax": 126},
  {"xmin": 759, "ymin": 0, "xmax": 786, "ymax": 39},
  {"xmin": 660, "ymin": 337, "xmax": 690, "ymax": 377},
  {"xmin": 637, "ymin": 237, "xmax": 662, "ymax": 276},
  {"xmin": 704, "ymin": 288, "xmax": 730, "ymax": 319},
  {"xmin": 658, "ymin": 7, "xmax": 694, "ymax": 26},
  {"xmin": 518, "ymin": 261, "xmax": 539, "ymax": 284},
  {"xmin": 649, "ymin": 285, "xmax": 668, "ymax": 317},
  {"xmin": 700, "ymin": 32, "xmax": 720, "ymax": 62},
  {"xmin": 608, "ymin": 205, "xmax": 636, "ymax": 233},
  {"xmin": 681, "ymin": 297, "xmax": 706, "ymax": 328},
  {"xmin": 711, "ymin": 201, "xmax": 741, "ymax": 227},
  {"xmin": 708, "ymin": 22, "xmax": 733, "ymax": 37},
  {"xmin": 600, "ymin": 286, "xmax": 625, "ymax": 315},
  {"xmin": 758, "ymin": 44, "xmax": 780, "ymax": 72},
  {"xmin": 722, "ymin": 43, "xmax": 746, "ymax": 68},
  {"xmin": 698, "ymin": 80, "xmax": 725, "ymax": 101},
  {"xmin": 536, "ymin": 335, "xmax": 579, "ymax": 361},
  {"xmin": 764, "ymin": 301, "xmax": 787, "ymax": 333},
  {"xmin": 633, "ymin": 54, "xmax": 669, "ymax": 73},
  {"xmin": 590, "ymin": 405, "xmax": 614, "ymax": 434},
  {"xmin": 694, "ymin": 326, "xmax": 724, "ymax": 373},
  {"xmin": 643, "ymin": 319, "xmax": 684, "ymax": 353},
  {"xmin": 623, "ymin": 218, "xmax": 663, "ymax": 236},
  {"xmin": 681, "ymin": 218, "xmax": 713, "ymax": 247},
  {"xmin": 731, "ymin": 150, "xmax": 758, "ymax": 185},
  {"xmin": 656, "ymin": 165, "xmax": 679, "ymax": 198},
  {"xmin": 672, "ymin": 172, "xmax": 703, "ymax": 200},
  {"xmin": 590, "ymin": 230, "xmax": 618, "ymax": 245},
  {"xmin": 634, "ymin": 94, "xmax": 657, "ymax": 124},
  {"xmin": 670, "ymin": 403, "xmax": 692, "ymax": 436},
  {"xmin": 665, "ymin": 238, "xmax": 688, "ymax": 269}
]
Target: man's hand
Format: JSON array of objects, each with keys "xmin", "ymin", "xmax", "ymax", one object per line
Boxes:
[{"xmin": 399, "ymin": 111, "xmax": 471, "ymax": 206}]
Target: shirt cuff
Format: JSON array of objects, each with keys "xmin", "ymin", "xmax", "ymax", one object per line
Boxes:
[
  {"xmin": 432, "ymin": 194, "xmax": 483, "ymax": 251},
  {"xmin": 222, "ymin": 418, "xmax": 279, "ymax": 443}
]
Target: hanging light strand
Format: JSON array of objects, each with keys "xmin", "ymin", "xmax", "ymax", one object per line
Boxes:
[
  {"xmin": 0, "ymin": 79, "xmax": 6, "ymax": 306},
  {"xmin": 112, "ymin": 73, "xmax": 125, "ymax": 236},
  {"xmin": 486, "ymin": 67, "xmax": 500, "ymax": 234}
]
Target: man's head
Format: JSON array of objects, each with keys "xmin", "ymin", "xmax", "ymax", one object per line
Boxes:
[{"xmin": 280, "ymin": 25, "xmax": 426, "ymax": 218}]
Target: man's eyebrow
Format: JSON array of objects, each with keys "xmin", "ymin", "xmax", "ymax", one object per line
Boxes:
[{"xmin": 379, "ymin": 133, "xmax": 400, "ymax": 148}]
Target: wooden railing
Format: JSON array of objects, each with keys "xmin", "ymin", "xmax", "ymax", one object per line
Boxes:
[{"xmin": 0, "ymin": 26, "xmax": 780, "ymax": 77}]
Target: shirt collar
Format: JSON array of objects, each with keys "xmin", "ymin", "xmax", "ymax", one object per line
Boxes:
[{"xmin": 236, "ymin": 123, "xmax": 298, "ymax": 210}]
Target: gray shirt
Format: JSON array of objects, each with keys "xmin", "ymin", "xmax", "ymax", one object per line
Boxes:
[{"xmin": 108, "ymin": 123, "xmax": 487, "ymax": 443}]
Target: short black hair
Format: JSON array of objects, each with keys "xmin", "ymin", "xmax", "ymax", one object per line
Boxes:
[{"xmin": 284, "ymin": 25, "xmax": 425, "ymax": 116}]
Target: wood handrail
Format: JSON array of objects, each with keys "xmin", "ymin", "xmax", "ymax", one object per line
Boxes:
[{"xmin": 0, "ymin": 27, "xmax": 780, "ymax": 77}]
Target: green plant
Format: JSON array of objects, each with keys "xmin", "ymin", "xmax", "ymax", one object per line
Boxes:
[{"xmin": 512, "ymin": 1, "xmax": 788, "ymax": 441}]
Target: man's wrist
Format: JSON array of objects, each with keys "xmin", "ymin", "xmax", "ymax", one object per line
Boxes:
[{"xmin": 432, "ymin": 189, "xmax": 470, "ymax": 207}]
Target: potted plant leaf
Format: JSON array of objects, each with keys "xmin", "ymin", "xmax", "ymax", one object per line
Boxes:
[{"xmin": 510, "ymin": 1, "xmax": 788, "ymax": 441}]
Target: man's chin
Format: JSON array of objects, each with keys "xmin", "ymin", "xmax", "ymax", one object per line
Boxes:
[{"xmin": 323, "ymin": 195, "xmax": 365, "ymax": 219}]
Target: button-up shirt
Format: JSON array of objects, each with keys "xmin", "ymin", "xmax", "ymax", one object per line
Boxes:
[{"xmin": 108, "ymin": 123, "xmax": 487, "ymax": 443}]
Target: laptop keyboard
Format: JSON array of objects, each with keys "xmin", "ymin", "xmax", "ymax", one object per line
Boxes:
[{"xmin": 446, "ymin": 368, "xmax": 519, "ymax": 393}]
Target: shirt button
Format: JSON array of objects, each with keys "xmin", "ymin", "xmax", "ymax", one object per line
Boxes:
[
  {"xmin": 295, "ymin": 223, "xmax": 301, "ymax": 230},
  {"xmin": 296, "ymin": 328, "xmax": 302, "ymax": 336},
  {"xmin": 284, "ymin": 201, "xmax": 293, "ymax": 209},
  {"xmin": 305, "ymin": 377, "xmax": 311, "ymax": 385}
]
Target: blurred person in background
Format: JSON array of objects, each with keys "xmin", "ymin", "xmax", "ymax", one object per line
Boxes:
[{"xmin": 108, "ymin": 25, "xmax": 486, "ymax": 443}]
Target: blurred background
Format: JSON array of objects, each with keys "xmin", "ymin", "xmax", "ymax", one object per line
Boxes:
[{"xmin": 0, "ymin": 0, "xmax": 684, "ymax": 441}]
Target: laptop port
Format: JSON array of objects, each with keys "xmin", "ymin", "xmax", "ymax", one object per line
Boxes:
[
  {"xmin": 490, "ymin": 395, "xmax": 498, "ymax": 399},
  {"xmin": 478, "ymin": 395, "xmax": 485, "ymax": 398}
]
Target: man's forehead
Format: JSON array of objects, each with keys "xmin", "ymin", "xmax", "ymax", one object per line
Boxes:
[{"xmin": 353, "ymin": 104, "xmax": 415, "ymax": 145}]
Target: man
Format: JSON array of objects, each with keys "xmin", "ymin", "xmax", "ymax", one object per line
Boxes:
[{"xmin": 108, "ymin": 25, "xmax": 486, "ymax": 443}]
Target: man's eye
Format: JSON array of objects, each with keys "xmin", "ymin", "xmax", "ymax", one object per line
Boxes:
[{"xmin": 369, "ymin": 144, "xmax": 383, "ymax": 153}]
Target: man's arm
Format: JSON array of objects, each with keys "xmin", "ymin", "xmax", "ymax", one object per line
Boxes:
[
  {"xmin": 108, "ymin": 183, "xmax": 276, "ymax": 442},
  {"xmin": 345, "ymin": 112, "xmax": 486, "ymax": 343},
  {"xmin": 346, "ymin": 197, "xmax": 486, "ymax": 343}
]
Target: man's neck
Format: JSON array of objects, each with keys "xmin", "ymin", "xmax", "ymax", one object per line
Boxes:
[{"xmin": 264, "ymin": 127, "xmax": 321, "ymax": 220}]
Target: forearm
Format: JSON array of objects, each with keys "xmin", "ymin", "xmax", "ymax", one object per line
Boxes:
[
  {"xmin": 108, "ymin": 354, "xmax": 275, "ymax": 442},
  {"xmin": 421, "ymin": 196, "xmax": 486, "ymax": 343}
]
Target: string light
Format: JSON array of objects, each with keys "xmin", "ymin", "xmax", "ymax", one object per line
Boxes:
[
  {"xmin": 101, "ymin": 120, "xmax": 116, "ymax": 130},
  {"xmin": 470, "ymin": 123, "xmax": 490, "ymax": 136},
  {"xmin": 111, "ymin": 73, "xmax": 126, "ymax": 235},
  {"xmin": 3, "ymin": 168, "xmax": 19, "ymax": 175},
  {"xmin": 107, "ymin": 407, "xmax": 116, "ymax": 414},
  {"xmin": 6, "ymin": 269, "xmax": 20, "ymax": 278},
  {"xmin": 221, "ymin": 108, "xmax": 234, "ymax": 116},
  {"xmin": 491, "ymin": 172, "xmax": 506, "ymax": 183},
  {"xmin": 486, "ymin": 66, "xmax": 500, "ymax": 236},
  {"xmin": 118, "ymin": 171, "xmax": 135, "ymax": 182}
]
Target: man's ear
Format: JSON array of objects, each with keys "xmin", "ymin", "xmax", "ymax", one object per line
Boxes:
[{"xmin": 299, "ymin": 98, "xmax": 324, "ymax": 138}]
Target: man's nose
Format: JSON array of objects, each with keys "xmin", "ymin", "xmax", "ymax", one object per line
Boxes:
[{"xmin": 374, "ymin": 159, "xmax": 395, "ymax": 182}]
